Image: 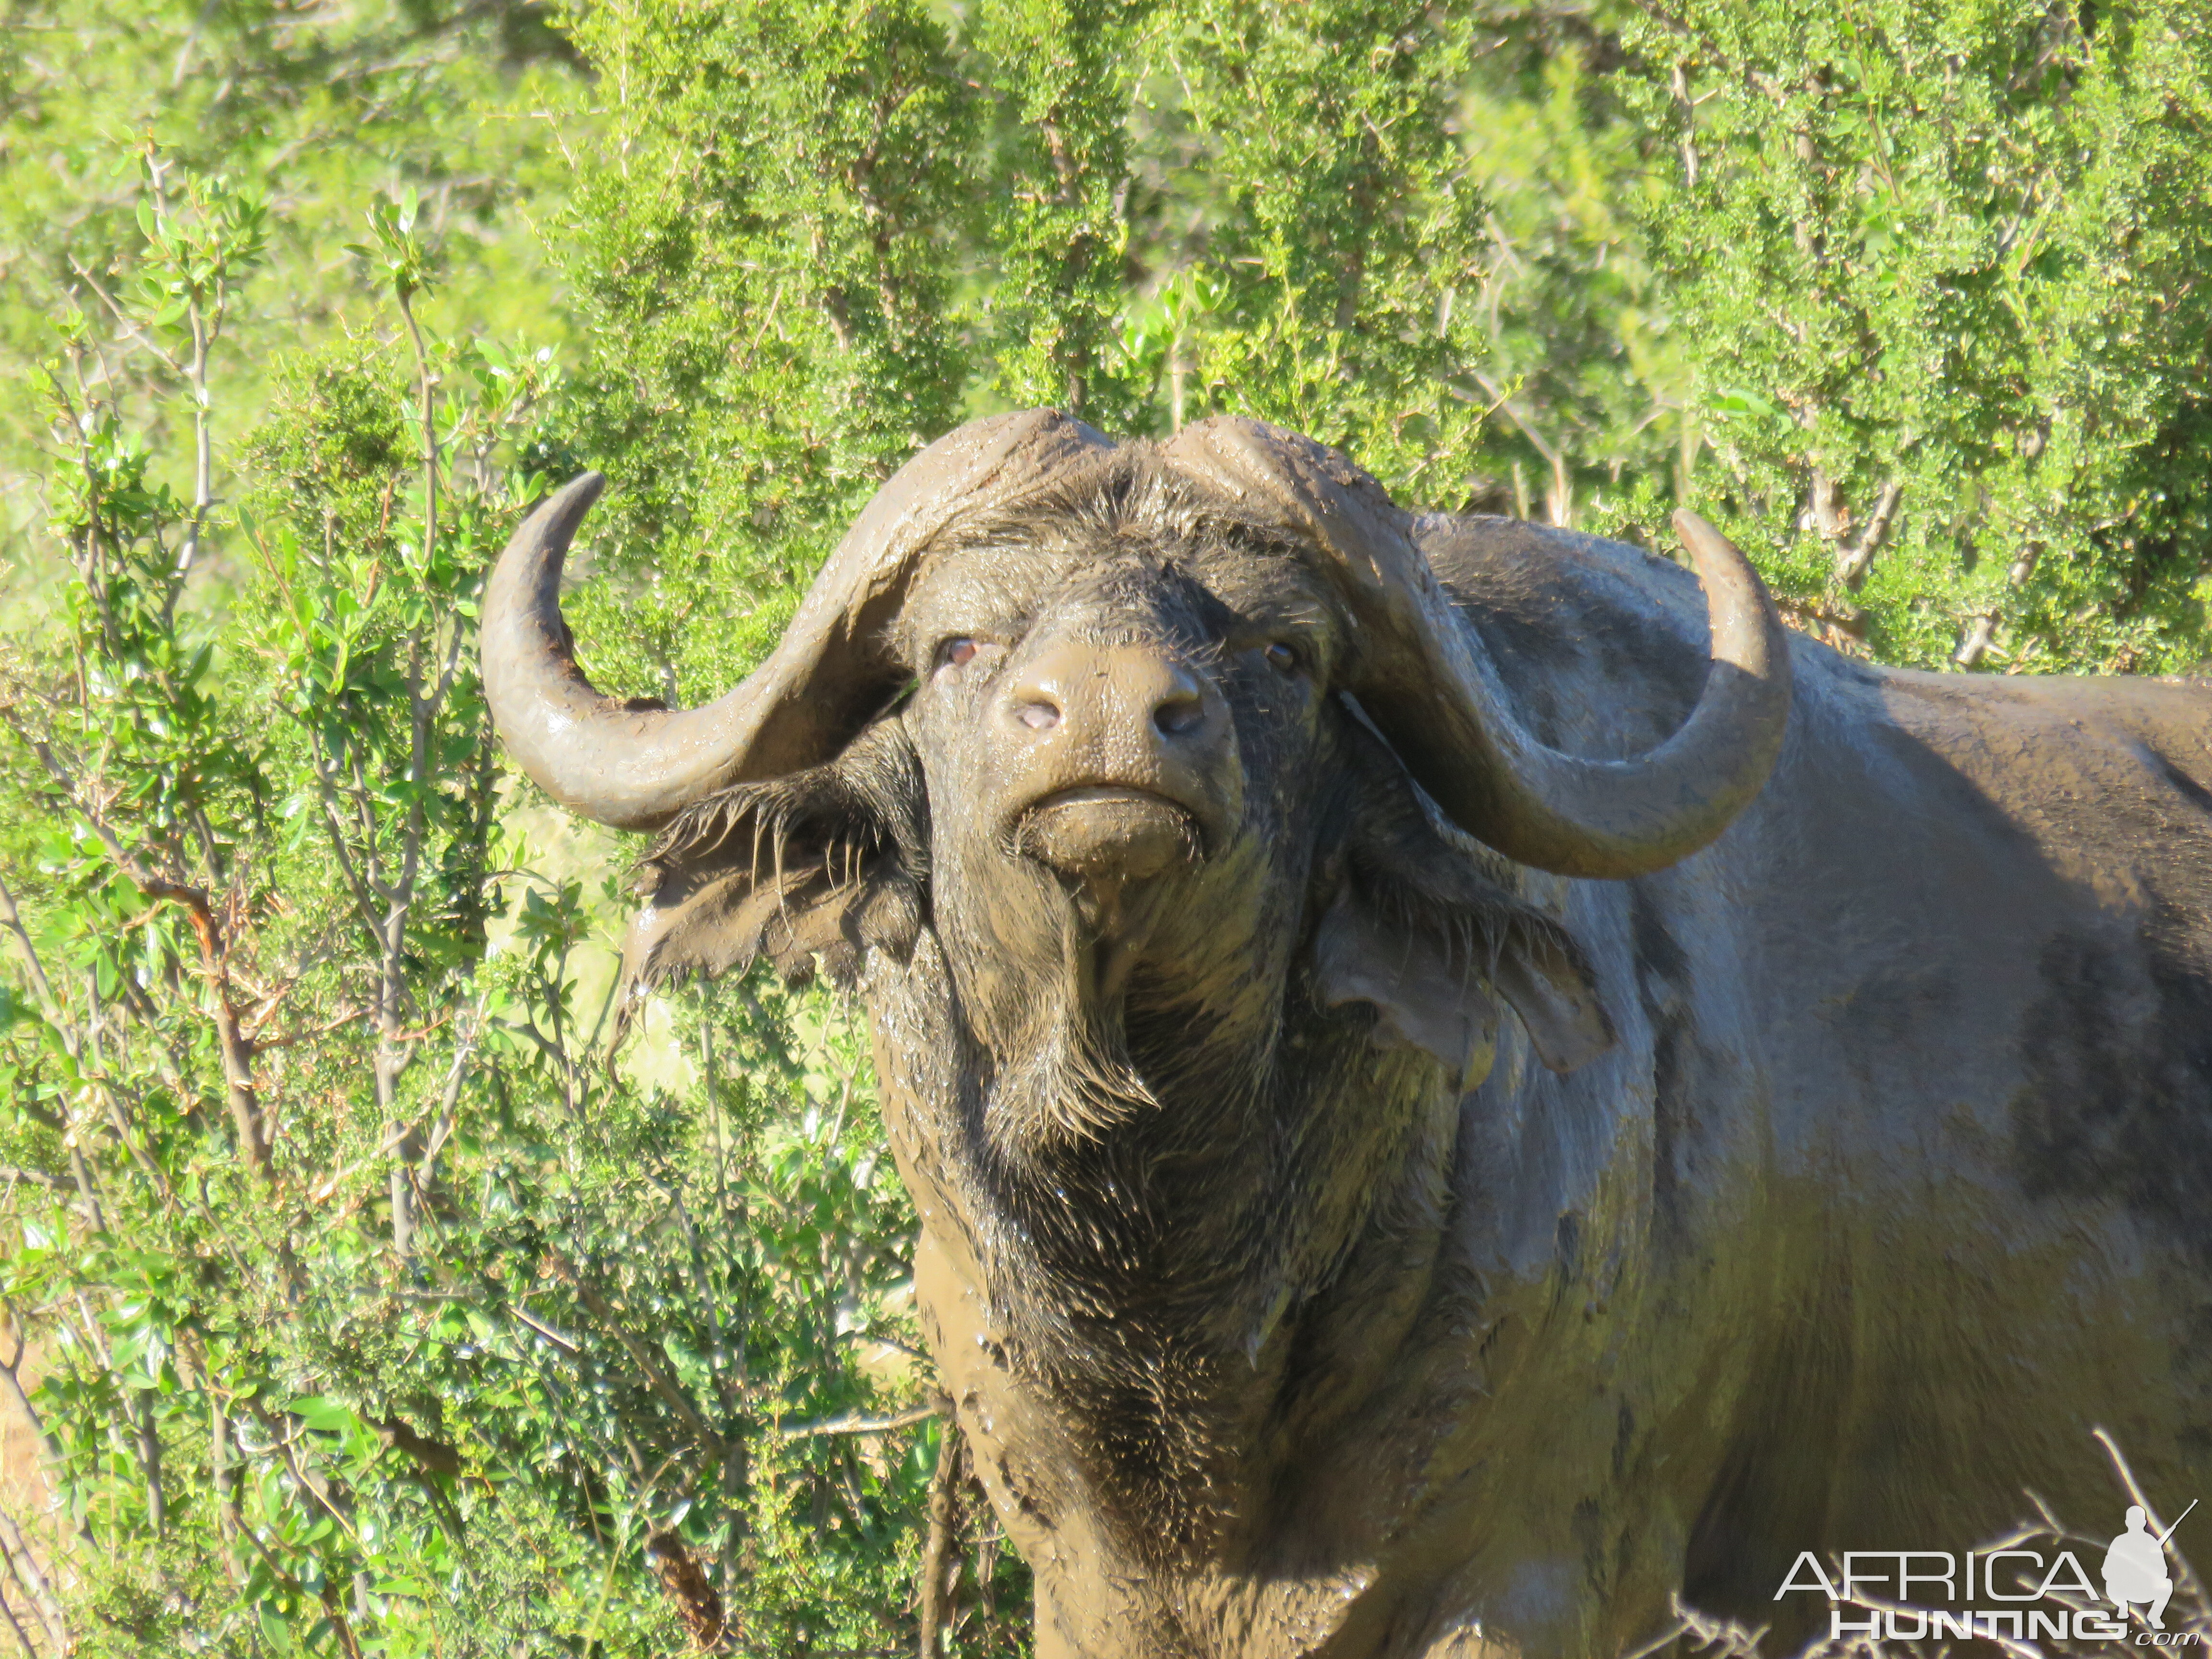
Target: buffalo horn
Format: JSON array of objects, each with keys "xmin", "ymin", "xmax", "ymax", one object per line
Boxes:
[
  {"xmin": 1163, "ymin": 418, "xmax": 1792, "ymax": 880},
  {"xmin": 481, "ymin": 410, "xmax": 1114, "ymax": 831}
]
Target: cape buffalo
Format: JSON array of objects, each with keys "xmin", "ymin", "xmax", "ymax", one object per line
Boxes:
[{"xmin": 481, "ymin": 411, "xmax": 2212, "ymax": 1657}]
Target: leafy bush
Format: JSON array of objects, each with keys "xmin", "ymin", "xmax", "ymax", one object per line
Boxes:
[
  {"xmin": 1615, "ymin": 0, "xmax": 2212, "ymax": 669},
  {"xmin": 0, "ymin": 167, "xmax": 958, "ymax": 1656}
]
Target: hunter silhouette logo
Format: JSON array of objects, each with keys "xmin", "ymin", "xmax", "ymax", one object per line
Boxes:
[{"xmin": 2107, "ymin": 1501, "xmax": 2196, "ymax": 1629}]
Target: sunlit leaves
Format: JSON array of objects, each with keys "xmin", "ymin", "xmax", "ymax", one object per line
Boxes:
[
  {"xmin": 346, "ymin": 187, "xmax": 436, "ymax": 307},
  {"xmin": 1614, "ymin": 0, "xmax": 2212, "ymax": 670}
]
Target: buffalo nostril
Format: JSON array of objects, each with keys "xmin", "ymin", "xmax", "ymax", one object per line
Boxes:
[
  {"xmin": 1016, "ymin": 699, "xmax": 1060, "ymax": 731},
  {"xmin": 1153, "ymin": 694, "xmax": 1207, "ymax": 737}
]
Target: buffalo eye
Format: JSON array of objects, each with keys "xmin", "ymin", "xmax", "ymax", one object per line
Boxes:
[
  {"xmin": 1263, "ymin": 641, "xmax": 1302, "ymax": 677},
  {"xmin": 938, "ymin": 637, "xmax": 980, "ymax": 671}
]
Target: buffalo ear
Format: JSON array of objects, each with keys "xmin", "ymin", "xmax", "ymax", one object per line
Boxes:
[
  {"xmin": 1312, "ymin": 884, "xmax": 1499, "ymax": 1091},
  {"xmin": 1310, "ymin": 871, "xmax": 1612, "ymax": 1082},
  {"xmin": 1310, "ymin": 742, "xmax": 1615, "ymax": 1082},
  {"xmin": 1487, "ymin": 917, "xmax": 1612, "ymax": 1073},
  {"xmin": 610, "ymin": 721, "xmax": 926, "ymax": 1049},
  {"xmin": 621, "ymin": 858, "xmax": 920, "ymax": 997}
]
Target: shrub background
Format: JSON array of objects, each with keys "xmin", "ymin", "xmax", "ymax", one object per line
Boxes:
[{"xmin": 0, "ymin": 0, "xmax": 2206, "ymax": 1653}]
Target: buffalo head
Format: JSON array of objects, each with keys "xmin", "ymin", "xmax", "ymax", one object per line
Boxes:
[{"xmin": 482, "ymin": 412, "xmax": 1787, "ymax": 1106}]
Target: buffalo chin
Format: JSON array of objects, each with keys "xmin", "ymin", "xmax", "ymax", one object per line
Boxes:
[{"xmin": 1017, "ymin": 788, "xmax": 1202, "ymax": 884}]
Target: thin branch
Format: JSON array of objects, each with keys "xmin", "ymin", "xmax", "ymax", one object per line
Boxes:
[
  {"xmin": 2097, "ymin": 1425, "xmax": 2210, "ymax": 1614},
  {"xmin": 310, "ymin": 764, "xmax": 386, "ymax": 931},
  {"xmin": 0, "ymin": 1581, "xmax": 37, "ymax": 1659},
  {"xmin": 1670, "ymin": 60, "xmax": 1700, "ymax": 188},
  {"xmin": 778, "ymin": 1402, "xmax": 941, "ymax": 1443},
  {"xmin": 0, "ymin": 1508, "xmax": 69, "ymax": 1652},
  {"xmin": 164, "ymin": 214, "xmax": 218, "ymax": 621},
  {"xmin": 1465, "ymin": 370, "xmax": 1573, "ymax": 527},
  {"xmin": 395, "ymin": 284, "xmax": 439, "ymax": 583},
  {"xmin": 374, "ymin": 289, "xmax": 441, "ymax": 1254},
  {"xmin": 917, "ymin": 1410, "xmax": 964, "ymax": 1659},
  {"xmin": 0, "ymin": 1331, "xmax": 69, "ymax": 1505},
  {"xmin": 251, "ymin": 1402, "xmax": 361, "ymax": 1547},
  {"xmin": 542, "ymin": 1253, "xmax": 727, "ymax": 1457},
  {"xmin": 249, "ymin": 1004, "xmax": 372, "ymax": 1053},
  {"xmin": 1954, "ymin": 543, "xmax": 2040, "ymax": 669},
  {"xmin": 306, "ymin": 1105, "xmax": 447, "ymax": 1203},
  {"xmin": 507, "ymin": 1303, "xmax": 580, "ymax": 1354},
  {"xmin": 420, "ymin": 1006, "xmax": 481, "ymax": 1176},
  {"xmin": 1833, "ymin": 479, "xmax": 1904, "ymax": 589},
  {"xmin": 0, "ymin": 882, "xmax": 56, "ymax": 1016},
  {"xmin": 64, "ymin": 257, "xmax": 184, "ymax": 376},
  {"xmin": 837, "ymin": 1328, "xmax": 928, "ymax": 1363},
  {"xmin": 2, "ymin": 728, "xmax": 273, "ymax": 1182},
  {"xmin": 133, "ymin": 1389, "xmax": 168, "ymax": 1536},
  {"xmin": 0, "ymin": 1169, "xmax": 74, "ymax": 1196}
]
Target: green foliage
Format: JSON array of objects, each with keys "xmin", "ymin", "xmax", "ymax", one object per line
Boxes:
[
  {"xmin": 968, "ymin": 0, "xmax": 1148, "ymax": 420},
  {"xmin": 550, "ymin": 0, "xmax": 986, "ymax": 712},
  {"xmin": 0, "ymin": 0, "xmax": 584, "ymax": 550},
  {"xmin": 1613, "ymin": 0, "xmax": 2212, "ymax": 669},
  {"xmin": 1448, "ymin": 18, "xmax": 1693, "ymax": 528},
  {"xmin": 551, "ymin": 0, "xmax": 1515, "ymax": 709},
  {"xmin": 1128, "ymin": 0, "xmax": 1491, "ymax": 491},
  {"xmin": 0, "ymin": 157, "xmax": 963, "ymax": 1655}
]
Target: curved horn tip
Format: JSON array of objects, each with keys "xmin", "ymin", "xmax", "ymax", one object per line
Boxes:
[
  {"xmin": 534, "ymin": 470, "xmax": 608, "ymax": 540},
  {"xmin": 1671, "ymin": 508, "xmax": 1747, "ymax": 573},
  {"xmin": 1668, "ymin": 505, "xmax": 1709, "ymax": 544}
]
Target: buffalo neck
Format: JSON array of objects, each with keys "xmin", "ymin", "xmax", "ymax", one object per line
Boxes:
[{"xmin": 870, "ymin": 882, "xmax": 1466, "ymax": 1565}]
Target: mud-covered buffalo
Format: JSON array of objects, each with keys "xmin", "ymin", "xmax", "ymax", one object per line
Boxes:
[{"xmin": 480, "ymin": 411, "xmax": 2212, "ymax": 1659}]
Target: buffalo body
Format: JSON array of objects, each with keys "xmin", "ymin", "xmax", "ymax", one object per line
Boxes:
[{"xmin": 481, "ymin": 414, "xmax": 2212, "ymax": 1658}]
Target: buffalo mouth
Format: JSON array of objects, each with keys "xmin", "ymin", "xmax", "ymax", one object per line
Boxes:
[{"xmin": 1013, "ymin": 785, "xmax": 1206, "ymax": 882}]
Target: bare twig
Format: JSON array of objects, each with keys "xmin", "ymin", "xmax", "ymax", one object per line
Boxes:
[
  {"xmin": 508, "ymin": 1302, "xmax": 581, "ymax": 1354},
  {"xmin": 0, "ymin": 1169, "xmax": 72, "ymax": 1197},
  {"xmin": 778, "ymin": 1401, "xmax": 941, "ymax": 1443},
  {"xmin": 420, "ymin": 1004, "xmax": 482, "ymax": 1178},
  {"xmin": 1467, "ymin": 369, "xmax": 1573, "ymax": 527},
  {"xmin": 2097, "ymin": 1425, "xmax": 2211, "ymax": 1614},
  {"xmin": 0, "ymin": 1313, "xmax": 74, "ymax": 1505},
  {"xmin": 64, "ymin": 257, "xmax": 184, "ymax": 376},
  {"xmin": 0, "ymin": 1582, "xmax": 37, "ymax": 1659},
  {"xmin": 1832, "ymin": 479, "xmax": 1904, "ymax": 589},
  {"xmin": 0, "ymin": 882, "xmax": 56, "ymax": 1017},
  {"xmin": 0, "ymin": 1508, "xmax": 68, "ymax": 1653},
  {"xmin": 165, "ymin": 205, "xmax": 217, "ymax": 618},
  {"xmin": 246, "ymin": 1003, "xmax": 370, "ymax": 1053},
  {"xmin": 1955, "ymin": 543, "xmax": 2041, "ymax": 669},
  {"xmin": 1671, "ymin": 60, "xmax": 1700, "ymax": 188},
  {"xmin": 1617, "ymin": 1592, "xmax": 1765, "ymax": 1659}
]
